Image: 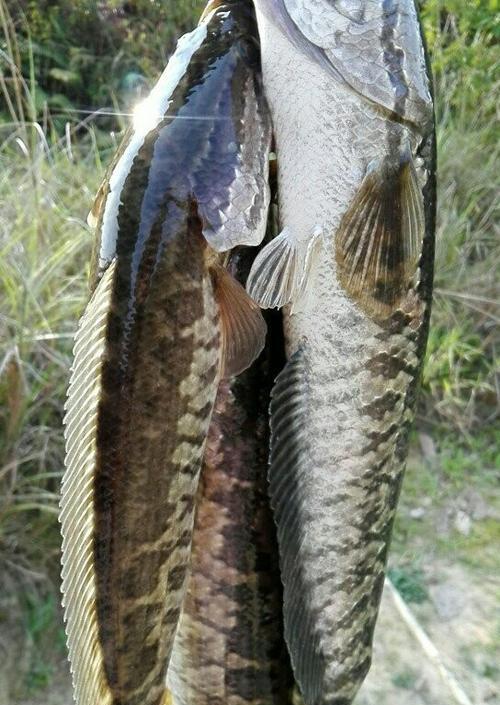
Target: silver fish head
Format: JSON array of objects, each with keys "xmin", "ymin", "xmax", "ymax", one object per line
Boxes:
[{"xmin": 255, "ymin": 0, "xmax": 433, "ymax": 130}]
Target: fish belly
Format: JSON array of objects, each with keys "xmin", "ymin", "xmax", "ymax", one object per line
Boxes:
[{"xmin": 255, "ymin": 14, "xmax": 428, "ymax": 705}]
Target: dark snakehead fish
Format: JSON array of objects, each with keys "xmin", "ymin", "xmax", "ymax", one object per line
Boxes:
[
  {"xmin": 167, "ymin": 248, "xmax": 296, "ymax": 705},
  {"xmin": 246, "ymin": 1, "xmax": 436, "ymax": 703},
  {"xmin": 60, "ymin": 3, "xmax": 271, "ymax": 705}
]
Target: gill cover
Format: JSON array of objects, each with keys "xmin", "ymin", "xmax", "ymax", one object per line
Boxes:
[{"xmin": 259, "ymin": 0, "xmax": 432, "ymax": 128}]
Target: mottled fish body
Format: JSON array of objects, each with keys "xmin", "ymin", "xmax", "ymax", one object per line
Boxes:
[
  {"xmin": 167, "ymin": 249, "xmax": 296, "ymax": 705},
  {"xmin": 247, "ymin": 2, "xmax": 435, "ymax": 704},
  {"xmin": 60, "ymin": 3, "xmax": 271, "ymax": 705}
]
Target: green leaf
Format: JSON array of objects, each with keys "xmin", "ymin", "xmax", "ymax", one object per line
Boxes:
[{"xmin": 48, "ymin": 67, "xmax": 80, "ymax": 85}]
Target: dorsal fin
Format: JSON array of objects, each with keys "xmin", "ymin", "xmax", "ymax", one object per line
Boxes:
[{"xmin": 60, "ymin": 262, "xmax": 116, "ymax": 705}]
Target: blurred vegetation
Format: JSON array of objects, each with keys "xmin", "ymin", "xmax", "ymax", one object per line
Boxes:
[
  {"xmin": 5, "ymin": 0, "xmax": 203, "ymax": 123},
  {"xmin": 0, "ymin": 0, "xmax": 499, "ymax": 699},
  {"xmin": 387, "ymin": 566, "xmax": 429, "ymax": 604},
  {"xmin": 419, "ymin": 0, "xmax": 499, "ymax": 433}
]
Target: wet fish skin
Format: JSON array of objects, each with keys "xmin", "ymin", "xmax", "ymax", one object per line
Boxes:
[
  {"xmin": 90, "ymin": 0, "xmax": 271, "ymax": 285},
  {"xmin": 94, "ymin": 205, "xmax": 221, "ymax": 705},
  {"xmin": 167, "ymin": 248, "xmax": 297, "ymax": 705},
  {"xmin": 60, "ymin": 3, "xmax": 268, "ymax": 705},
  {"xmin": 61, "ymin": 205, "xmax": 223, "ymax": 705},
  {"xmin": 247, "ymin": 1, "xmax": 435, "ymax": 704}
]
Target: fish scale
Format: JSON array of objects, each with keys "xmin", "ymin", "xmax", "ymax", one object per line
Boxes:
[
  {"xmin": 168, "ymin": 252, "xmax": 297, "ymax": 705},
  {"xmin": 249, "ymin": 2, "xmax": 435, "ymax": 703},
  {"xmin": 60, "ymin": 2, "xmax": 270, "ymax": 702},
  {"xmin": 270, "ymin": 288, "xmax": 428, "ymax": 704},
  {"xmin": 62, "ymin": 207, "xmax": 223, "ymax": 705}
]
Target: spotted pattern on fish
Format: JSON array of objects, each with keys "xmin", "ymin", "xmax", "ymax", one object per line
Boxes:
[
  {"xmin": 92, "ymin": 204, "xmax": 221, "ymax": 705},
  {"xmin": 251, "ymin": 1, "xmax": 435, "ymax": 702},
  {"xmin": 269, "ymin": 291, "xmax": 430, "ymax": 704},
  {"xmin": 168, "ymin": 252, "xmax": 296, "ymax": 705},
  {"xmin": 274, "ymin": 172, "xmax": 434, "ymax": 704},
  {"xmin": 364, "ymin": 348, "xmax": 418, "ymax": 379},
  {"xmin": 316, "ymin": 267, "xmax": 432, "ymax": 702},
  {"xmin": 62, "ymin": 3, "xmax": 269, "ymax": 703},
  {"xmin": 60, "ymin": 204, "xmax": 223, "ymax": 705}
]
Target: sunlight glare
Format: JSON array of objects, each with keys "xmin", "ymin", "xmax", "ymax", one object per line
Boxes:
[{"xmin": 133, "ymin": 98, "xmax": 163, "ymax": 134}]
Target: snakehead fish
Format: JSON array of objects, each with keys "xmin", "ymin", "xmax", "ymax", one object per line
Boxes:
[
  {"xmin": 167, "ymin": 247, "xmax": 296, "ymax": 705},
  {"xmin": 60, "ymin": 3, "xmax": 271, "ymax": 705},
  {"xmin": 246, "ymin": 1, "xmax": 436, "ymax": 703}
]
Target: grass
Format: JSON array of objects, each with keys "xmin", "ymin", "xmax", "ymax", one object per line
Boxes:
[
  {"xmin": 418, "ymin": 1, "xmax": 500, "ymax": 433},
  {"xmin": 391, "ymin": 669, "xmax": 419, "ymax": 690},
  {"xmin": 0, "ymin": 0, "xmax": 499, "ymax": 700},
  {"xmin": 0, "ymin": 110, "xmax": 105, "ymax": 574},
  {"xmin": 22, "ymin": 592, "xmax": 66, "ymax": 691},
  {"xmin": 387, "ymin": 567, "xmax": 429, "ymax": 604},
  {"xmin": 438, "ymin": 519, "xmax": 500, "ymax": 572},
  {"xmin": 4, "ymin": 0, "xmax": 205, "ymax": 125},
  {"xmin": 391, "ymin": 427, "xmax": 500, "ymax": 578}
]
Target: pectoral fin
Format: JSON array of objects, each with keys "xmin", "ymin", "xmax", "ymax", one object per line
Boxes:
[
  {"xmin": 212, "ymin": 265, "xmax": 267, "ymax": 378},
  {"xmin": 246, "ymin": 227, "xmax": 321, "ymax": 309},
  {"xmin": 335, "ymin": 153, "xmax": 424, "ymax": 321}
]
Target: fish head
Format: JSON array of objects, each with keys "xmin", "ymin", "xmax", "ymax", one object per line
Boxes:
[
  {"xmin": 201, "ymin": 0, "xmax": 262, "ymax": 67},
  {"xmin": 259, "ymin": 0, "xmax": 433, "ymax": 130}
]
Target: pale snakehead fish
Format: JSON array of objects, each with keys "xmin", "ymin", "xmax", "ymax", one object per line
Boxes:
[
  {"xmin": 60, "ymin": 2, "xmax": 271, "ymax": 704},
  {"xmin": 246, "ymin": 1, "xmax": 436, "ymax": 704}
]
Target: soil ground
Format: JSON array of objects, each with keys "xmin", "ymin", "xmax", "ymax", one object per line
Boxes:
[{"xmin": 359, "ymin": 564, "xmax": 499, "ymax": 705}]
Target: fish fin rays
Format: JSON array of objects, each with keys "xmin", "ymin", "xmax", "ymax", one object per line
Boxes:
[
  {"xmin": 60, "ymin": 262, "xmax": 116, "ymax": 705},
  {"xmin": 335, "ymin": 153, "xmax": 424, "ymax": 321},
  {"xmin": 212, "ymin": 265, "xmax": 267, "ymax": 378},
  {"xmin": 161, "ymin": 688, "xmax": 174, "ymax": 705},
  {"xmin": 246, "ymin": 227, "xmax": 321, "ymax": 309},
  {"xmin": 268, "ymin": 349, "xmax": 325, "ymax": 703},
  {"xmin": 87, "ymin": 177, "xmax": 108, "ymax": 230}
]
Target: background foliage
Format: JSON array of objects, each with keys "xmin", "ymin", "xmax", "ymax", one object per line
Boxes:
[
  {"xmin": 7, "ymin": 0, "xmax": 202, "ymax": 119},
  {"xmin": 0, "ymin": 0, "xmax": 499, "ymax": 701}
]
